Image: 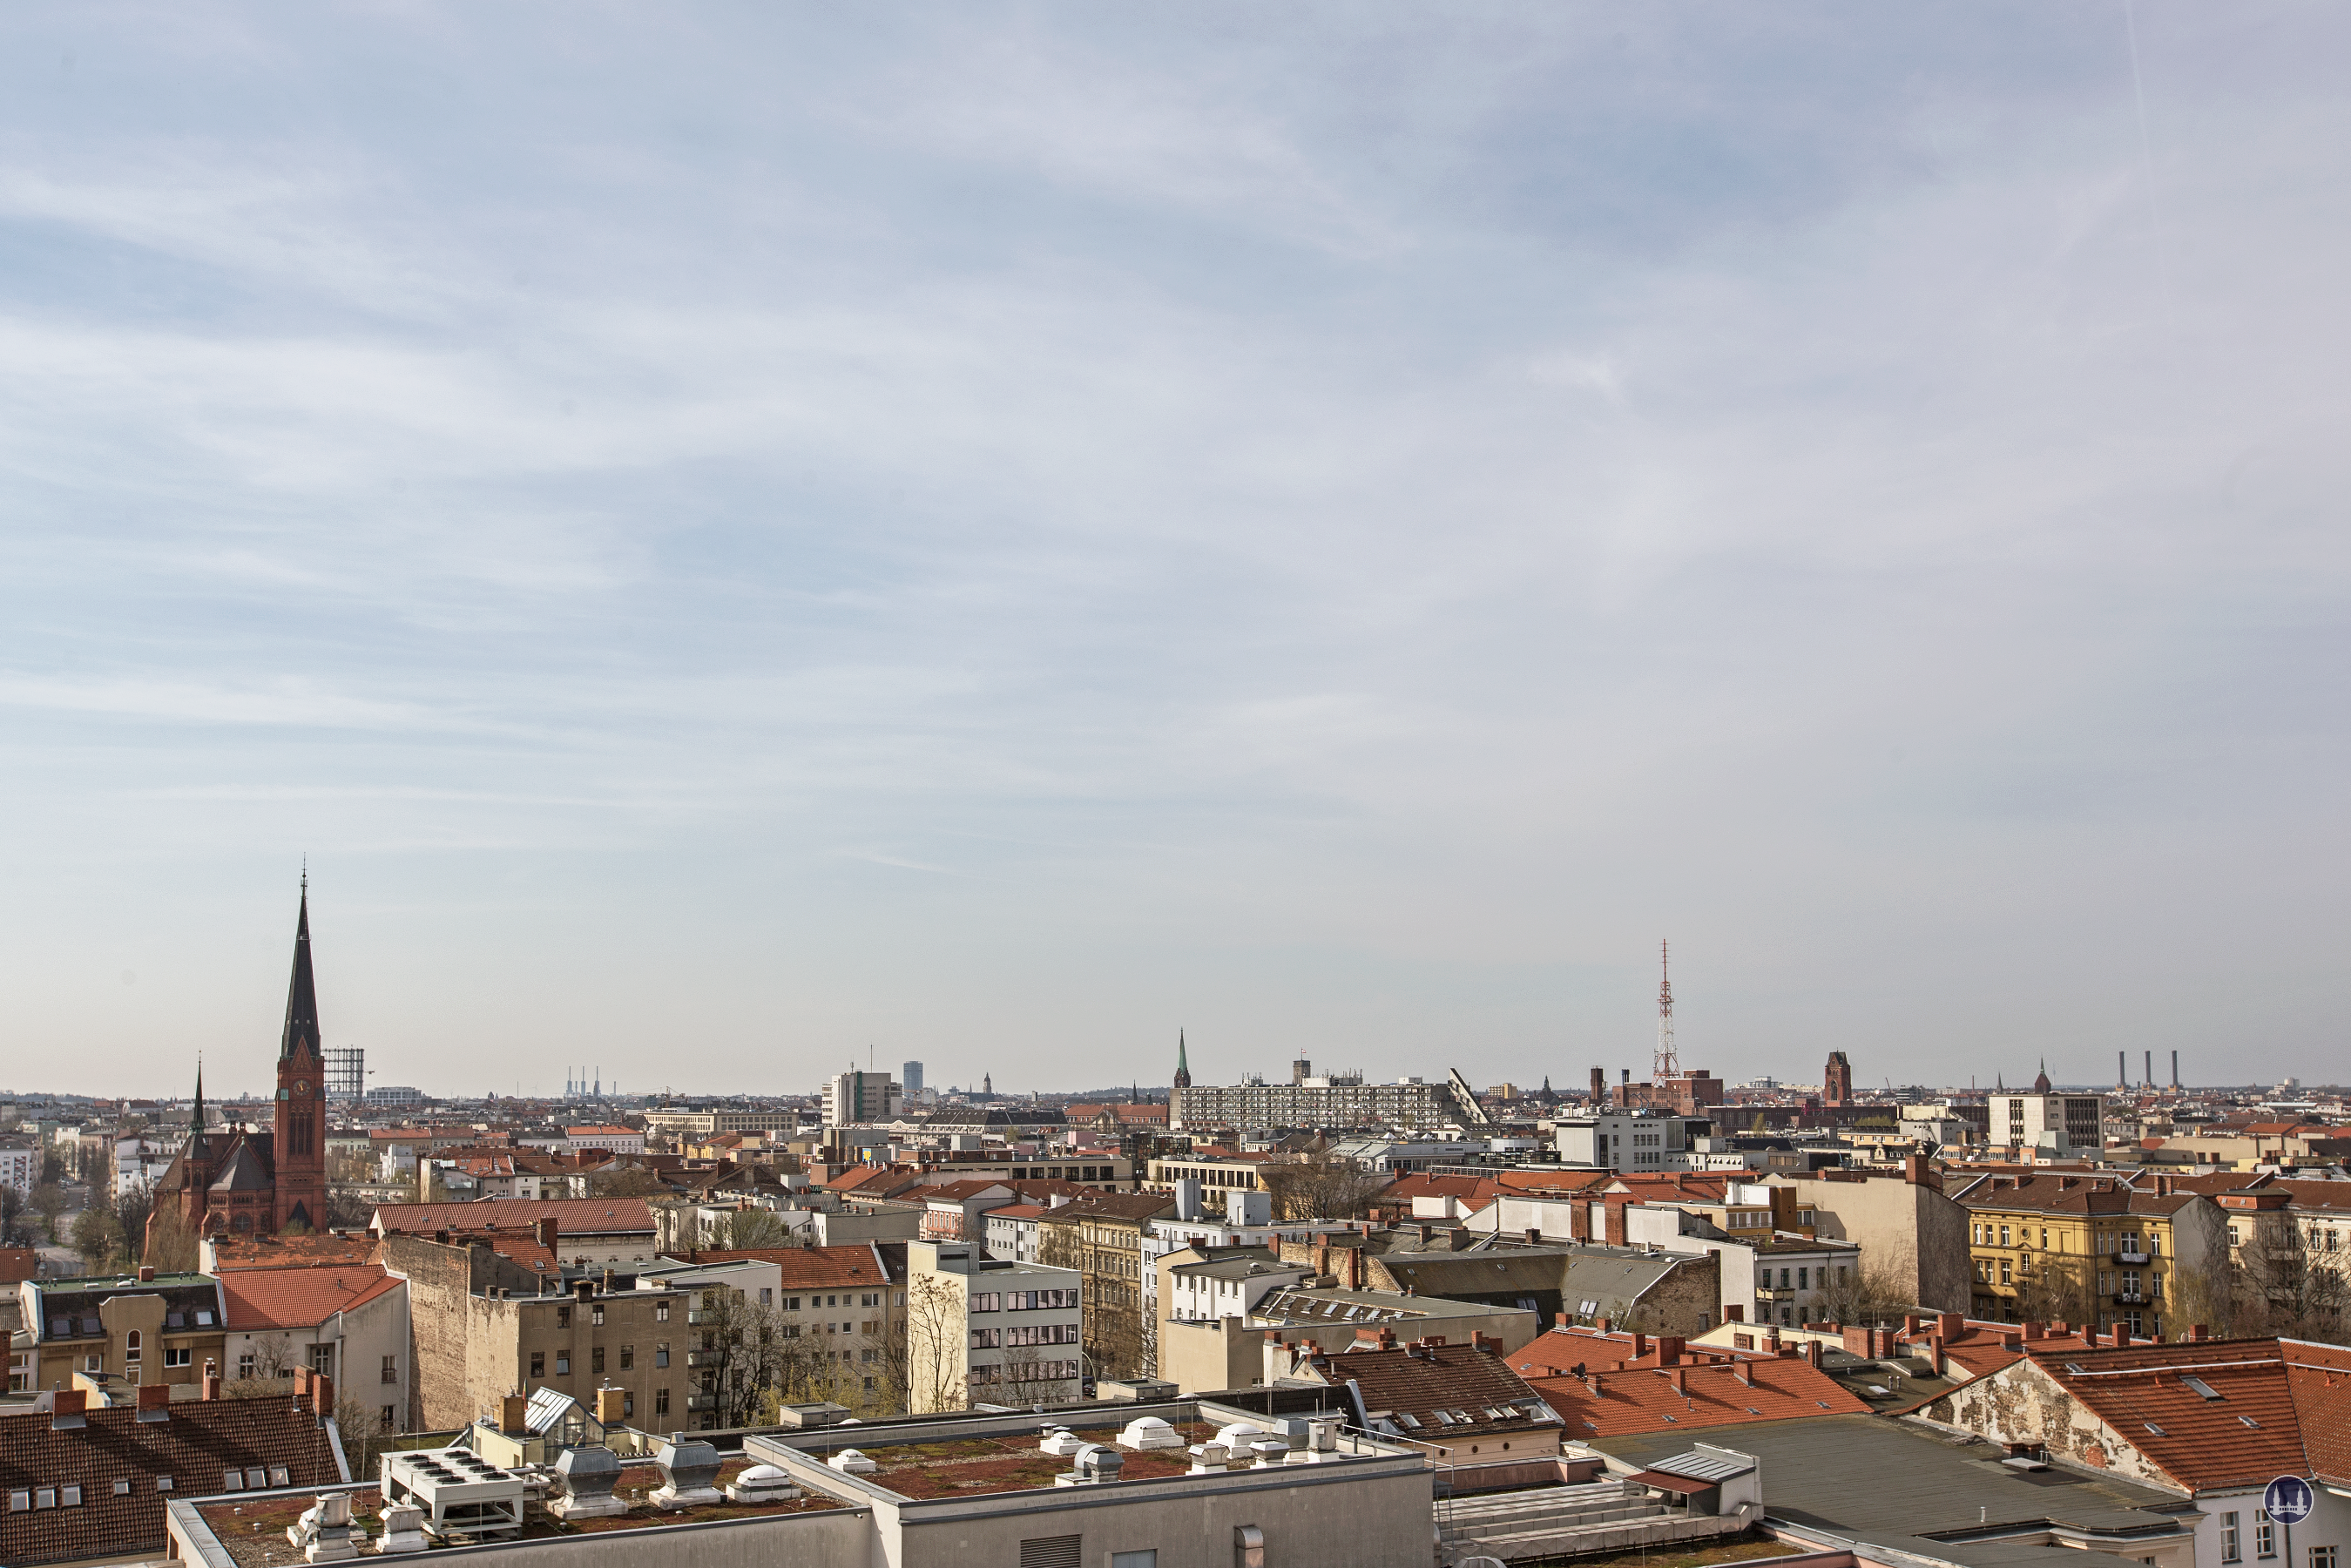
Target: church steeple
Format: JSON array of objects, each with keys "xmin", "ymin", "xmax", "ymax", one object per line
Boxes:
[
  {"xmin": 1172, "ymin": 1029, "xmax": 1192, "ymax": 1091},
  {"xmin": 280, "ymin": 873, "xmax": 321, "ymax": 1062},
  {"xmin": 190, "ymin": 1058, "xmax": 206, "ymax": 1137}
]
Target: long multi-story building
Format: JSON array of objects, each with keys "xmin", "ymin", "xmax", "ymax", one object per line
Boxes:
[
  {"xmin": 1171, "ymin": 1065, "xmax": 1471, "ymax": 1131},
  {"xmin": 640, "ymin": 1106, "xmax": 807, "ymax": 1139}
]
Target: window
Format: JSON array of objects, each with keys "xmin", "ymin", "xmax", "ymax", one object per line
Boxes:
[
  {"xmin": 36, "ymin": 1489, "xmax": 56, "ymax": 1510},
  {"xmin": 1112, "ymin": 1553, "xmax": 1159, "ymax": 1568},
  {"xmin": 2222, "ymin": 1513, "xmax": 2241, "ymax": 1562},
  {"xmin": 656, "ymin": 1301, "xmax": 670, "ymax": 1322},
  {"xmin": 165, "ymin": 1347, "xmax": 192, "ymax": 1368},
  {"xmin": 623, "ymin": 1393, "xmax": 635, "ymax": 1418},
  {"xmin": 591, "ymin": 1305, "xmax": 605, "ymax": 1327},
  {"xmin": 61, "ymin": 1487, "xmax": 82, "ymax": 1507},
  {"xmin": 240, "ymin": 1353, "xmax": 256, "ymax": 1380},
  {"xmin": 382, "ymin": 1355, "xmax": 398, "ymax": 1385},
  {"xmin": 555, "ymin": 1354, "xmax": 571, "ymax": 1375},
  {"xmin": 760, "ymin": 1288, "xmax": 772, "ymax": 1307},
  {"xmin": 7, "ymin": 1492, "xmax": 28, "ymax": 1512},
  {"xmin": 655, "ymin": 1387, "xmax": 670, "ymax": 1416},
  {"xmin": 557, "ymin": 1305, "xmax": 571, "ymax": 1328},
  {"xmin": 530, "ymin": 1352, "xmax": 545, "ymax": 1378},
  {"xmin": 156, "ymin": 1477, "xmax": 172, "ymax": 1493},
  {"xmin": 309, "ymin": 1344, "xmax": 334, "ymax": 1376},
  {"xmin": 591, "ymin": 1347, "xmax": 605, "ymax": 1375},
  {"xmin": 381, "ymin": 1406, "xmax": 396, "ymax": 1430},
  {"xmin": 862, "ymin": 1293, "xmax": 879, "ymax": 1308},
  {"xmin": 114, "ymin": 1480, "xmax": 132, "ymax": 1497},
  {"xmin": 2310, "ymin": 1550, "xmax": 2336, "ymax": 1568},
  {"xmin": 1799, "ymin": 1268, "xmax": 1809, "ymax": 1291},
  {"xmin": 656, "ymin": 1342, "xmax": 670, "ymax": 1368},
  {"xmin": 620, "ymin": 1345, "xmax": 634, "ymax": 1371},
  {"xmin": 125, "ymin": 1330, "xmax": 142, "ymax": 1365},
  {"xmin": 2256, "ymin": 1511, "xmax": 2275, "ymax": 1558},
  {"xmin": 784, "ymin": 1297, "xmax": 801, "ymax": 1311}
]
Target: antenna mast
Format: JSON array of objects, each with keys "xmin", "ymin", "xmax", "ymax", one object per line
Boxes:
[{"xmin": 1654, "ymin": 939, "xmax": 1679, "ymax": 1081}]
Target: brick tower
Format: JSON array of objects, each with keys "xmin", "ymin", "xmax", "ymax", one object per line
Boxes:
[{"xmin": 273, "ymin": 875, "xmax": 328, "ymax": 1232}]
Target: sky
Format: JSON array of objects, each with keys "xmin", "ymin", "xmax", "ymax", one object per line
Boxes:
[{"xmin": 1, "ymin": 4, "xmax": 2345, "ymax": 1101}]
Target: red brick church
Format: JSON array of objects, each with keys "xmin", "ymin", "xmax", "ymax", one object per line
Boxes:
[{"xmin": 156, "ymin": 881, "xmax": 330, "ymax": 1236}]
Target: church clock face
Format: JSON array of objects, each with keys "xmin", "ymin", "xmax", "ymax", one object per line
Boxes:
[{"xmin": 295, "ymin": 1080, "xmax": 309, "ymax": 1097}]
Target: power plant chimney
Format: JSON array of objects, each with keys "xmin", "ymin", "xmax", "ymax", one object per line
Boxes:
[
  {"xmin": 2171, "ymin": 1050, "xmax": 2180, "ymax": 1091},
  {"xmin": 2118, "ymin": 1051, "xmax": 2127, "ymax": 1091}
]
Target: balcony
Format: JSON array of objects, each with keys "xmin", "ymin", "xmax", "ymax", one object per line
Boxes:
[
  {"xmin": 686, "ymin": 1308, "xmax": 714, "ymax": 1324},
  {"xmin": 1753, "ymin": 1287, "xmax": 1796, "ymax": 1301},
  {"xmin": 2116, "ymin": 1251, "xmax": 2151, "ymax": 1265},
  {"xmin": 685, "ymin": 1393, "xmax": 718, "ymax": 1412},
  {"xmin": 2114, "ymin": 1291, "xmax": 2149, "ymax": 1305},
  {"xmin": 685, "ymin": 1349, "xmax": 723, "ymax": 1367}
]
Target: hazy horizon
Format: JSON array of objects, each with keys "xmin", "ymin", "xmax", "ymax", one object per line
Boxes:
[{"xmin": 3, "ymin": 5, "xmax": 2346, "ymax": 1098}]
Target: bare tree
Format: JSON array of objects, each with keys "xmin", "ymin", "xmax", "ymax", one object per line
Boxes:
[
  {"xmin": 71, "ymin": 1206, "xmax": 126, "ymax": 1272},
  {"xmin": 2007, "ymin": 1252, "xmax": 2100, "ymax": 1330},
  {"xmin": 1817, "ymin": 1258, "xmax": 1920, "ymax": 1328},
  {"xmin": 2233, "ymin": 1219, "xmax": 2350, "ymax": 1344},
  {"xmin": 1260, "ymin": 1145, "xmax": 1383, "ymax": 1223},
  {"xmin": 0, "ymin": 1185, "xmax": 30, "ymax": 1247},
  {"xmin": 588, "ymin": 1166, "xmax": 673, "ymax": 1199},
  {"xmin": 902, "ymin": 1273, "xmax": 968, "ymax": 1414},
  {"xmin": 30, "ymin": 1182, "xmax": 67, "ymax": 1242},
  {"xmin": 113, "ymin": 1187, "xmax": 155, "ymax": 1265},
  {"xmin": 145, "ymin": 1203, "xmax": 201, "ymax": 1274},
  {"xmin": 249, "ymin": 1332, "xmax": 300, "ymax": 1380},
  {"xmin": 713, "ymin": 1208, "xmax": 789, "ymax": 1250}
]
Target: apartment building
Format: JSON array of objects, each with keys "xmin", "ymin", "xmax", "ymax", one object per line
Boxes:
[
  {"xmin": 17, "ymin": 1271, "xmax": 227, "ymax": 1394},
  {"xmin": 1949, "ymin": 1172, "xmax": 2227, "ymax": 1337},
  {"xmin": 1171, "ymin": 1072, "xmax": 1470, "ymax": 1131},
  {"xmin": 677, "ymin": 1244, "xmax": 909, "ymax": 1412},
  {"xmin": 1145, "ymin": 1152, "xmax": 1273, "ymax": 1193},
  {"xmin": 1036, "ymin": 1192, "xmax": 1175, "ymax": 1377},
  {"xmin": 903, "ymin": 1241, "xmax": 1081, "ymax": 1413},
  {"xmin": 1986, "ymin": 1078, "xmax": 2105, "ymax": 1158},
  {"xmin": 217, "ymin": 1266, "xmax": 411, "ymax": 1434}
]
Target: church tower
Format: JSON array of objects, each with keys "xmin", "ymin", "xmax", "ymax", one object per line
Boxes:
[{"xmin": 273, "ymin": 875, "xmax": 328, "ymax": 1231}]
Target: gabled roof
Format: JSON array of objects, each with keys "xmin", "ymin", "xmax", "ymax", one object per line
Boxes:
[
  {"xmin": 2025, "ymin": 1337, "xmax": 2319, "ymax": 1490},
  {"xmin": 1527, "ymin": 1351, "xmax": 1873, "ymax": 1437},
  {"xmin": 1033, "ymin": 1193, "xmax": 1177, "ymax": 1226},
  {"xmin": 922, "ymin": 1179, "xmax": 1014, "ymax": 1202},
  {"xmin": 368, "ymin": 1197, "xmax": 654, "ymax": 1235},
  {"xmin": 986, "ymin": 1204, "xmax": 1049, "ymax": 1222},
  {"xmin": 206, "ymin": 1138, "xmax": 274, "ymax": 1193},
  {"xmin": 679, "ymin": 1244, "xmax": 899, "ymax": 1288},
  {"xmin": 219, "ymin": 1267, "xmax": 403, "ymax": 1331},
  {"xmin": 0, "ymin": 1396, "xmax": 344, "ymax": 1567},
  {"xmin": 1281, "ymin": 1337, "xmax": 1557, "ymax": 1440}
]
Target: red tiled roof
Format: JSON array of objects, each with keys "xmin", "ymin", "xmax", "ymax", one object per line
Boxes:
[
  {"xmin": 2287, "ymin": 1339, "xmax": 2351, "ymax": 1486},
  {"xmin": 369, "ymin": 1197, "xmax": 653, "ymax": 1235},
  {"xmin": 922, "ymin": 1180, "xmax": 1014, "ymax": 1202},
  {"xmin": 1528, "ymin": 1352, "xmax": 1873, "ymax": 1438},
  {"xmin": 0, "ymin": 1397, "xmax": 345, "ymax": 1566},
  {"xmin": 683, "ymin": 1245, "xmax": 895, "ymax": 1288},
  {"xmin": 987, "ymin": 1204, "xmax": 1048, "ymax": 1221},
  {"xmin": 2030, "ymin": 1338, "xmax": 2313, "ymax": 1491},
  {"xmin": 0, "ymin": 1247, "xmax": 42, "ymax": 1284},
  {"xmin": 1898, "ymin": 1318, "xmax": 2103, "ymax": 1381},
  {"xmin": 220, "ymin": 1267, "xmax": 402, "ymax": 1331}
]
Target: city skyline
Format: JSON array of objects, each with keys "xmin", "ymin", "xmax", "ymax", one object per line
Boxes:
[{"xmin": 3, "ymin": 6, "xmax": 2347, "ymax": 1092}]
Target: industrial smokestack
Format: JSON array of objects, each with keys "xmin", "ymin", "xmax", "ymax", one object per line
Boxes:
[
  {"xmin": 2171, "ymin": 1050, "xmax": 2179, "ymax": 1091},
  {"xmin": 1591, "ymin": 1066, "xmax": 1606, "ymax": 1110},
  {"xmin": 2118, "ymin": 1051, "xmax": 2127, "ymax": 1090},
  {"xmin": 2145, "ymin": 1051, "xmax": 2153, "ymax": 1089}
]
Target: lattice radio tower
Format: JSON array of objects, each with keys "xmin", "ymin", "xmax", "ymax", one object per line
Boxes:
[{"xmin": 1654, "ymin": 939, "xmax": 1679, "ymax": 1081}]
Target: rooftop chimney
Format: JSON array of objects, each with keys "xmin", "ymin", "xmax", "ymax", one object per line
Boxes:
[
  {"xmin": 1723, "ymin": 1303, "xmax": 1743, "ymax": 1323},
  {"xmin": 138, "ymin": 1265, "xmax": 156, "ymax": 1282},
  {"xmin": 1658, "ymin": 1335, "xmax": 1685, "ymax": 1367},
  {"xmin": 51, "ymin": 1389, "xmax": 87, "ymax": 1431},
  {"xmin": 503, "ymin": 1393, "xmax": 530, "ymax": 1433},
  {"xmin": 313, "ymin": 1373, "xmax": 334, "ymax": 1419},
  {"xmin": 536, "ymin": 1216, "xmax": 558, "ymax": 1249},
  {"xmin": 202, "ymin": 1361, "xmax": 221, "ymax": 1401},
  {"xmin": 136, "ymin": 1382, "xmax": 171, "ymax": 1423},
  {"xmin": 2187, "ymin": 1324, "xmax": 2209, "ymax": 1342},
  {"xmin": 1937, "ymin": 1311, "xmax": 1965, "ymax": 1341},
  {"xmin": 1632, "ymin": 1332, "xmax": 1650, "ymax": 1359}
]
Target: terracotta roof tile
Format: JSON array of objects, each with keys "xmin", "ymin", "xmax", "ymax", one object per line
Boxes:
[
  {"xmin": 1528, "ymin": 1353, "xmax": 1873, "ymax": 1438},
  {"xmin": 684, "ymin": 1245, "xmax": 897, "ymax": 1288},
  {"xmin": 368, "ymin": 1197, "xmax": 653, "ymax": 1234},
  {"xmin": 2028, "ymin": 1338, "xmax": 2313, "ymax": 1492},
  {"xmin": 218, "ymin": 1267, "xmax": 402, "ymax": 1332},
  {"xmin": 0, "ymin": 1399, "xmax": 344, "ymax": 1567}
]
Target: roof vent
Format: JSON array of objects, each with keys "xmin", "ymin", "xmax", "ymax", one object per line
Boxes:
[
  {"xmin": 2180, "ymin": 1376, "xmax": 2222, "ymax": 1401},
  {"xmin": 2144, "ymin": 1423, "xmax": 2166, "ymax": 1436}
]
